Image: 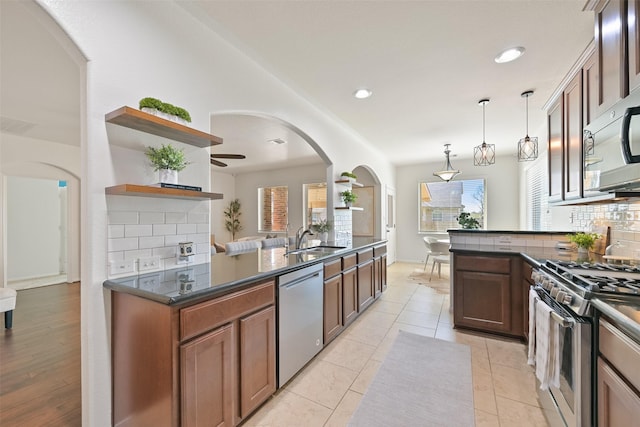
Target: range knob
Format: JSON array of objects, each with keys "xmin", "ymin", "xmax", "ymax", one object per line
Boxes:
[
  {"xmin": 532, "ymin": 271, "xmax": 540, "ymax": 282},
  {"xmin": 562, "ymin": 294, "xmax": 573, "ymax": 305},
  {"xmin": 555, "ymin": 290, "xmax": 567, "ymax": 303},
  {"xmin": 550, "ymin": 287, "xmax": 560, "ymax": 298}
]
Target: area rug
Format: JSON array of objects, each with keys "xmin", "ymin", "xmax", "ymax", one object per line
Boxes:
[
  {"xmin": 408, "ymin": 268, "xmax": 450, "ymax": 294},
  {"xmin": 349, "ymin": 331, "xmax": 474, "ymax": 426}
]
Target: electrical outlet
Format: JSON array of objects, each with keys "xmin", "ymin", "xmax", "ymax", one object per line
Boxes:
[
  {"xmin": 109, "ymin": 260, "xmax": 135, "ymax": 276},
  {"xmin": 138, "ymin": 256, "xmax": 161, "ymax": 272}
]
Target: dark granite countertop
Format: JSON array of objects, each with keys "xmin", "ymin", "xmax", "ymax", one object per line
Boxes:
[
  {"xmin": 104, "ymin": 237, "xmax": 386, "ymax": 306},
  {"xmin": 448, "ymin": 243, "xmax": 605, "ymax": 266},
  {"xmin": 447, "ymin": 229, "xmax": 573, "ymax": 235}
]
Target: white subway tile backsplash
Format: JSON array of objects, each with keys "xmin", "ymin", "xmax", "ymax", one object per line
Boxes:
[
  {"xmin": 108, "ymin": 237, "xmax": 138, "ymax": 252},
  {"xmin": 177, "ymin": 224, "xmax": 197, "ymax": 235},
  {"xmin": 124, "ymin": 249, "xmax": 153, "ymax": 260},
  {"xmin": 139, "ymin": 212, "xmax": 165, "ymax": 224},
  {"xmin": 108, "ymin": 225, "xmax": 125, "ymax": 239},
  {"xmin": 108, "ymin": 251, "xmax": 124, "ymax": 262},
  {"xmin": 139, "ymin": 236, "xmax": 165, "ymax": 249},
  {"xmin": 188, "ymin": 212, "xmax": 208, "ymax": 224},
  {"xmin": 153, "ymin": 224, "xmax": 177, "ymax": 236},
  {"xmin": 166, "ymin": 212, "xmax": 188, "ymax": 224},
  {"xmin": 196, "ymin": 243, "xmax": 210, "ymax": 254},
  {"xmin": 197, "ymin": 223, "xmax": 209, "ymax": 234},
  {"xmin": 152, "ymin": 246, "xmax": 176, "ymax": 259},
  {"xmin": 187, "ymin": 233, "xmax": 209, "ymax": 244},
  {"xmin": 165, "ymin": 234, "xmax": 188, "ymax": 246},
  {"xmin": 125, "ymin": 224, "xmax": 153, "ymax": 237},
  {"xmin": 108, "ymin": 211, "xmax": 139, "ymax": 225}
]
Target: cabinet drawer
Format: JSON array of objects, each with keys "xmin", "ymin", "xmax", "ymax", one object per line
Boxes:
[
  {"xmin": 599, "ymin": 318, "xmax": 640, "ymax": 392},
  {"xmin": 357, "ymin": 248, "xmax": 373, "ymax": 264},
  {"xmin": 455, "ymin": 254, "xmax": 511, "ymax": 274},
  {"xmin": 342, "ymin": 254, "xmax": 357, "ymax": 270},
  {"xmin": 181, "ymin": 280, "xmax": 275, "ymax": 341},
  {"xmin": 324, "ymin": 259, "xmax": 342, "ymax": 279},
  {"xmin": 374, "ymin": 245, "xmax": 387, "ymax": 257}
]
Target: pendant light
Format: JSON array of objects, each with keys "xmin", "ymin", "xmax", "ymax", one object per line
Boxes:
[
  {"xmin": 433, "ymin": 144, "xmax": 460, "ymax": 182},
  {"xmin": 518, "ymin": 90, "xmax": 538, "ymax": 161},
  {"xmin": 474, "ymin": 99, "xmax": 495, "ymax": 166}
]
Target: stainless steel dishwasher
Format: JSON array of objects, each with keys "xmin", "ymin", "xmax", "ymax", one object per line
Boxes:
[{"xmin": 277, "ymin": 262, "xmax": 324, "ymax": 387}]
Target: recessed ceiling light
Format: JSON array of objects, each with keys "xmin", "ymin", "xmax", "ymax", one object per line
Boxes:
[
  {"xmin": 267, "ymin": 138, "xmax": 286, "ymax": 145},
  {"xmin": 353, "ymin": 88, "xmax": 372, "ymax": 99},
  {"xmin": 494, "ymin": 47, "xmax": 525, "ymax": 63}
]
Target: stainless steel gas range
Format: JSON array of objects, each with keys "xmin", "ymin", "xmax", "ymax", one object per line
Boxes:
[{"xmin": 531, "ymin": 260, "xmax": 640, "ymax": 427}]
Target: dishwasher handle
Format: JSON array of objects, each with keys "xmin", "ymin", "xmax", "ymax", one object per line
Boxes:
[{"xmin": 281, "ymin": 272, "xmax": 321, "ymax": 289}]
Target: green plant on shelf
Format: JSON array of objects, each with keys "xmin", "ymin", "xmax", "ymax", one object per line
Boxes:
[
  {"xmin": 139, "ymin": 97, "xmax": 192, "ymax": 122},
  {"xmin": 340, "ymin": 171, "xmax": 357, "ymax": 180},
  {"xmin": 340, "ymin": 190, "xmax": 357, "ymax": 205},
  {"xmin": 145, "ymin": 144, "xmax": 189, "ymax": 171}
]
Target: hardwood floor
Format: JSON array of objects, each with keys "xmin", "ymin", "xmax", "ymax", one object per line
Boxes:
[{"xmin": 0, "ymin": 282, "xmax": 81, "ymax": 426}]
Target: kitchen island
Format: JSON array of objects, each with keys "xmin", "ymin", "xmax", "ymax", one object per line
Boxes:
[{"xmin": 104, "ymin": 237, "xmax": 387, "ymax": 427}]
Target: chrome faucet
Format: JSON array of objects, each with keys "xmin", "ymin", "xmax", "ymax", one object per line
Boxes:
[{"xmin": 295, "ymin": 226, "xmax": 315, "ymax": 249}]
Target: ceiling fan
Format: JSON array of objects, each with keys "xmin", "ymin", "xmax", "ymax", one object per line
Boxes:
[{"xmin": 210, "ymin": 153, "xmax": 246, "ymax": 167}]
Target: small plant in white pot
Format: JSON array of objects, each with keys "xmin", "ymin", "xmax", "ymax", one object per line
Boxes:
[
  {"xmin": 145, "ymin": 143, "xmax": 189, "ymax": 184},
  {"xmin": 311, "ymin": 219, "xmax": 332, "ymax": 242},
  {"xmin": 340, "ymin": 190, "xmax": 357, "ymax": 207}
]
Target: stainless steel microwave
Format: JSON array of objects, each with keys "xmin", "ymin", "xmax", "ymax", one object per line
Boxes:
[{"xmin": 583, "ymin": 89, "xmax": 640, "ymax": 196}]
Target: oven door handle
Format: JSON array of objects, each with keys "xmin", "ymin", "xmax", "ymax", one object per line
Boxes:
[{"xmin": 532, "ymin": 289, "xmax": 575, "ymax": 328}]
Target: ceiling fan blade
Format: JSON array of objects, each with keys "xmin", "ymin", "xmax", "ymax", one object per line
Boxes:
[
  {"xmin": 210, "ymin": 154, "xmax": 246, "ymax": 159},
  {"xmin": 210, "ymin": 158, "xmax": 228, "ymax": 167}
]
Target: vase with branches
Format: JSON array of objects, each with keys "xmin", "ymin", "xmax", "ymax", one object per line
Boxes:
[{"xmin": 224, "ymin": 198, "xmax": 242, "ymax": 241}]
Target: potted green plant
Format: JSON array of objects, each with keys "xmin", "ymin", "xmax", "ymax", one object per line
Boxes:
[
  {"xmin": 139, "ymin": 97, "xmax": 192, "ymax": 124},
  {"xmin": 567, "ymin": 232, "xmax": 600, "ymax": 254},
  {"xmin": 145, "ymin": 143, "xmax": 189, "ymax": 184},
  {"xmin": 456, "ymin": 212, "xmax": 480, "ymax": 229},
  {"xmin": 340, "ymin": 171, "xmax": 357, "ymax": 181},
  {"xmin": 224, "ymin": 199, "xmax": 242, "ymax": 241},
  {"xmin": 310, "ymin": 219, "xmax": 332, "ymax": 242},
  {"xmin": 340, "ymin": 190, "xmax": 357, "ymax": 207}
]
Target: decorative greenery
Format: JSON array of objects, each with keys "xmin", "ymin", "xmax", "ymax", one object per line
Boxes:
[
  {"xmin": 457, "ymin": 212, "xmax": 481, "ymax": 229},
  {"xmin": 139, "ymin": 97, "xmax": 192, "ymax": 122},
  {"xmin": 340, "ymin": 190, "xmax": 358, "ymax": 204},
  {"xmin": 340, "ymin": 171, "xmax": 357, "ymax": 180},
  {"xmin": 145, "ymin": 144, "xmax": 189, "ymax": 171},
  {"xmin": 310, "ymin": 219, "xmax": 332, "ymax": 233},
  {"xmin": 567, "ymin": 232, "xmax": 600, "ymax": 250},
  {"xmin": 224, "ymin": 199, "xmax": 243, "ymax": 241}
]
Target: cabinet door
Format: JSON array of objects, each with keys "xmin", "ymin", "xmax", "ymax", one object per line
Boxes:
[
  {"xmin": 597, "ymin": 358, "xmax": 640, "ymax": 426},
  {"xmin": 548, "ymin": 99, "xmax": 564, "ymax": 202},
  {"xmin": 239, "ymin": 306, "xmax": 276, "ymax": 419},
  {"xmin": 564, "ymin": 70, "xmax": 583, "ymax": 200},
  {"xmin": 381, "ymin": 254, "xmax": 388, "ymax": 292},
  {"xmin": 323, "ymin": 275, "xmax": 343, "ymax": 344},
  {"xmin": 357, "ymin": 260, "xmax": 375, "ymax": 311},
  {"xmin": 629, "ymin": 0, "xmax": 640, "ymax": 91},
  {"xmin": 373, "ymin": 256, "xmax": 383, "ymax": 299},
  {"xmin": 584, "ymin": 50, "xmax": 598, "ymax": 126},
  {"xmin": 454, "ymin": 270, "xmax": 512, "ymax": 334},
  {"xmin": 342, "ymin": 267, "xmax": 358, "ymax": 326},
  {"xmin": 181, "ymin": 324, "xmax": 234, "ymax": 427},
  {"xmin": 595, "ymin": 0, "xmax": 628, "ymax": 116}
]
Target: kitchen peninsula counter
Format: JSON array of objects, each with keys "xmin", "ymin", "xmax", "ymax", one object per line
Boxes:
[{"xmin": 103, "ymin": 237, "xmax": 386, "ymax": 306}]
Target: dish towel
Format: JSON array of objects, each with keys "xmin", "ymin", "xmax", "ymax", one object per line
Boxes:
[
  {"xmin": 548, "ymin": 315, "xmax": 561, "ymax": 389},
  {"xmin": 527, "ymin": 289, "xmax": 537, "ymax": 365},
  {"xmin": 535, "ymin": 299, "xmax": 553, "ymax": 390}
]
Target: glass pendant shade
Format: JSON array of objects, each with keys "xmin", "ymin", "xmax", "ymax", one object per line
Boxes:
[
  {"xmin": 518, "ymin": 90, "xmax": 538, "ymax": 161},
  {"xmin": 474, "ymin": 99, "xmax": 495, "ymax": 166},
  {"xmin": 433, "ymin": 144, "xmax": 460, "ymax": 182}
]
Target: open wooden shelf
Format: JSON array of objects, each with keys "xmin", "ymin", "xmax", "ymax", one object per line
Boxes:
[
  {"xmin": 335, "ymin": 206, "xmax": 364, "ymax": 211},
  {"xmin": 334, "ymin": 179, "xmax": 364, "ymax": 187},
  {"xmin": 105, "ymin": 106, "xmax": 223, "ymax": 148},
  {"xmin": 106, "ymin": 184, "xmax": 223, "ymax": 200}
]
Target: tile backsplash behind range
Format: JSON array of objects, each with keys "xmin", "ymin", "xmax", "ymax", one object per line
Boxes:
[{"xmin": 107, "ymin": 195, "xmax": 210, "ymax": 277}]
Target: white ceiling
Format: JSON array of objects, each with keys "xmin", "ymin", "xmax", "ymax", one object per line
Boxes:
[{"xmin": 1, "ymin": 1, "xmax": 595, "ymax": 173}]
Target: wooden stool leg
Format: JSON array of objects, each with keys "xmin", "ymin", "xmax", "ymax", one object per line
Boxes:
[{"xmin": 5, "ymin": 310, "xmax": 13, "ymax": 329}]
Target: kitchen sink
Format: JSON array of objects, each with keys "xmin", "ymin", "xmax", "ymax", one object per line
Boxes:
[{"xmin": 285, "ymin": 245, "xmax": 347, "ymax": 256}]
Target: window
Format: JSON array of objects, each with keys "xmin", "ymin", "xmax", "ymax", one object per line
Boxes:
[
  {"xmin": 418, "ymin": 179, "xmax": 486, "ymax": 232},
  {"xmin": 258, "ymin": 186, "xmax": 288, "ymax": 232},
  {"xmin": 526, "ymin": 154, "xmax": 550, "ymax": 231},
  {"xmin": 303, "ymin": 183, "xmax": 327, "ymax": 229}
]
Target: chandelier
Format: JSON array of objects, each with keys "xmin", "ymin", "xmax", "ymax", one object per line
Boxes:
[
  {"xmin": 433, "ymin": 144, "xmax": 460, "ymax": 182},
  {"xmin": 518, "ymin": 90, "xmax": 538, "ymax": 161},
  {"xmin": 474, "ymin": 99, "xmax": 495, "ymax": 166}
]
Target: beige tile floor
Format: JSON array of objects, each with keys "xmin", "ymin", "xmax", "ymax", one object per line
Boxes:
[{"xmin": 244, "ymin": 262, "xmax": 549, "ymax": 427}]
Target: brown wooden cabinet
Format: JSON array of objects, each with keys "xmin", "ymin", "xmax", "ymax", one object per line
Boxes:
[
  {"xmin": 564, "ymin": 70, "xmax": 584, "ymax": 200},
  {"xmin": 343, "ymin": 267, "xmax": 359, "ymax": 327},
  {"xmin": 112, "ymin": 279, "xmax": 276, "ymax": 427},
  {"xmin": 594, "ymin": 0, "xmax": 628, "ymax": 117},
  {"xmin": 181, "ymin": 324, "xmax": 234, "ymax": 427},
  {"xmin": 597, "ymin": 318, "xmax": 640, "ymax": 425},
  {"xmin": 453, "ymin": 253, "xmax": 523, "ymax": 337},
  {"xmin": 323, "ymin": 272, "xmax": 343, "ymax": 344},
  {"xmin": 357, "ymin": 260, "xmax": 375, "ymax": 312},
  {"xmin": 521, "ymin": 260, "xmax": 535, "ymax": 342},
  {"xmin": 584, "ymin": 50, "xmax": 599, "ymax": 126},
  {"xmin": 629, "ymin": 0, "xmax": 640, "ymax": 92},
  {"xmin": 373, "ymin": 245, "xmax": 387, "ymax": 297}
]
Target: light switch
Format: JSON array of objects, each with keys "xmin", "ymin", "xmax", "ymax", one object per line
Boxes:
[
  {"xmin": 138, "ymin": 256, "xmax": 161, "ymax": 272},
  {"xmin": 109, "ymin": 260, "xmax": 135, "ymax": 275}
]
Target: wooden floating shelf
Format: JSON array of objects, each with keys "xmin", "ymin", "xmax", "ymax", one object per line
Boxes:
[
  {"xmin": 335, "ymin": 206, "xmax": 364, "ymax": 211},
  {"xmin": 106, "ymin": 184, "xmax": 223, "ymax": 200},
  {"xmin": 105, "ymin": 106, "xmax": 223, "ymax": 148},
  {"xmin": 334, "ymin": 179, "xmax": 364, "ymax": 187}
]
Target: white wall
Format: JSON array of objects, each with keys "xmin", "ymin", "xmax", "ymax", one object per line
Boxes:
[
  {"xmin": 211, "ymin": 170, "xmax": 236, "ymax": 243},
  {"xmin": 35, "ymin": 1, "xmax": 395, "ymax": 424},
  {"xmin": 396, "ymin": 154, "xmax": 519, "ymax": 262},
  {"xmin": 7, "ymin": 177, "xmax": 62, "ymax": 280}
]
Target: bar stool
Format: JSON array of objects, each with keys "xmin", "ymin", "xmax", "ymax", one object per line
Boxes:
[{"xmin": 0, "ymin": 287, "xmax": 17, "ymax": 329}]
